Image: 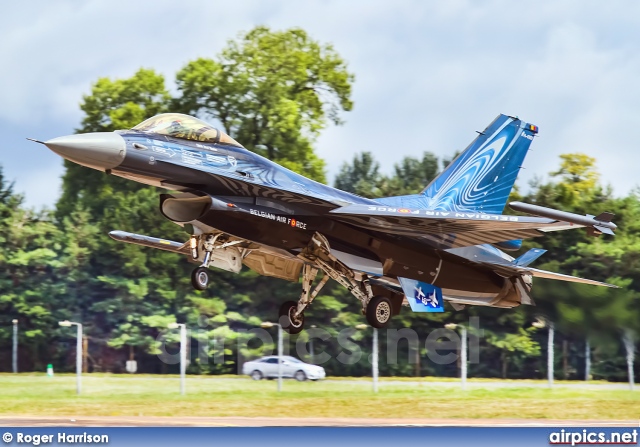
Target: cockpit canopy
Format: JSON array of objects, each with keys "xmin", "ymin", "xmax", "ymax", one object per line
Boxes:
[{"xmin": 132, "ymin": 113, "xmax": 243, "ymax": 148}]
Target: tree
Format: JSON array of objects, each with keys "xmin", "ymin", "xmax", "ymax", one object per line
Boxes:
[
  {"xmin": 381, "ymin": 152, "xmax": 440, "ymax": 196},
  {"xmin": 334, "ymin": 151, "xmax": 441, "ymax": 198},
  {"xmin": 77, "ymin": 68, "xmax": 171, "ymax": 134},
  {"xmin": 334, "ymin": 152, "xmax": 384, "ymax": 198},
  {"xmin": 0, "ymin": 168, "xmax": 74, "ymax": 370},
  {"xmin": 47, "ymin": 26, "xmax": 357, "ymax": 372},
  {"xmin": 175, "ymin": 26, "xmax": 354, "ymax": 182},
  {"xmin": 57, "ymin": 68, "xmax": 171, "ymax": 218},
  {"xmin": 486, "ymin": 327, "xmax": 541, "ymax": 378},
  {"xmin": 6, "ymin": 25, "xmax": 640, "ymax": 380},
  {"xmin": 550, "ymin": 153, "xmax": 602, "ymax": 207}
]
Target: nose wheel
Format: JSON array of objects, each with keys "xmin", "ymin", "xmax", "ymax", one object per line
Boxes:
[{"xmin": 191, "ymin": 267, "xmax": 210, "ymax": 290}]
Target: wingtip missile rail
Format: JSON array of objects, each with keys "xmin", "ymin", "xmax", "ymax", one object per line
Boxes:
[{"xmin": 508, "ymin": 201, "xmax": 617, "ymax": 237}]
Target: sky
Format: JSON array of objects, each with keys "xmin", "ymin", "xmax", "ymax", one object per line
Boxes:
[{"xmin": 2, "ymin": 0, "xmax": 640, "ymax": 208}]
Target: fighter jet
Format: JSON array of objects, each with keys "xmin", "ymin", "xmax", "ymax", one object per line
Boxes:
[{"xmin": 33, "ymin": 113, "xmax": 618, "ymax": 333}]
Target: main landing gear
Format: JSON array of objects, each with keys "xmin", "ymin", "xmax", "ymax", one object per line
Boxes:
[
  {"xmin": 278, "ymin": 232, "xmax": 395, "ymax": 334},
  {"xmin": 278, "ymin": 263, "xmax": 329, "ymax": 334},
  {"xmin": 365, "ymin": 295, "xmax": 393, "ymax": 328}
]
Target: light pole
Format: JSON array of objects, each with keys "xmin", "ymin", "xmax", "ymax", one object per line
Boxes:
[
  {"xmin": 445, "ymin": 323, "xmax": 467, "ymax": 390},
  {"xmin": 533, "ymin": 318, "xmax": 553, "ymax": 387},
  {"xmin": 623, "ymin": 330, "xmax": 635, "ymax": 391},
  {"xmin": 261, "ymin": 322, "xmax": 283, "ymax": 392},
  {"xmin": 59, "ymin": 320, "xmax": 82, "ymax": 395},
  {"xmin": 585, "ymin": 339, "xmax": 591, "ymax": 382},
  {"xmin": 309, "ymin": 325, "xmax": 317, "ymax": 364},
  {"xmin": 12, "ymin": 319, "xmax": 18, "ymax": 374},
  {"xmin": 168, "ymin": 323, "xmax": 187, "ymax": 395},
  {"xmin": 356, "ymin": 324, "xmax": 378, "ymax": 393}
]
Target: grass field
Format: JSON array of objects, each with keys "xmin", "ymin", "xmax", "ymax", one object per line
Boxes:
[{"xmin": 0, "ymin": 374, "xmax": 638, "ymax": 421}]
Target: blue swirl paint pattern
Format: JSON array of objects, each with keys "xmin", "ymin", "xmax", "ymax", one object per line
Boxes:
[{"xmin": 377, "ymin": 115, "xmax": 537, "ymax": 214}]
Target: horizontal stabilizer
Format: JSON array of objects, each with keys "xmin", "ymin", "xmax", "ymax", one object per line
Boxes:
[
  {"xmin": 472, "ymin": 257, "xmax": 619, "ymax": 288},
  {"xmin": 513, "ymin": 248, "xmax": 547, "ymax": 267},
  {"xmin": 108, "ymin": 230, "xmax": 189, "ymax": 254},
  {"xmin": 526, "ymin": 268, "xmax": 619, "ymax": 288}
]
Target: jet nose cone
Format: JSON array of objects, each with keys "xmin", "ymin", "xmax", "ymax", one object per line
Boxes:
[{"xmin": 45, "ymin": 132, "xmax": 126, "ymax": 171}]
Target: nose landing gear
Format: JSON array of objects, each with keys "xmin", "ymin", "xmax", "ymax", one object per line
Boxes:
[
  {"xmin": 189, "ymin": 233, "xmax": 245, "ymax": 290},
  {"xmin": 191, "ymin": 267, "xmax": 210, "ymax": 290}
]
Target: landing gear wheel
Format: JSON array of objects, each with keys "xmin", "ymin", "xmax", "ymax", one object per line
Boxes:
[
  {"xmin": 250, "ymin": 370, "xmax": 263, "ymax": 381},
  {"xmin": 191, "ymin": 267, "xmax": 209, "ymax": 290},
  {"xmin": 366, "ymin": 295, "xmax": 393, "ymax": 328},
  {"xmin": 294, "ymin": 370, "xmax": 307, "ymax": 382},
  {"xmin": 279, "ymin": 300, "xmax": 305, "ymax": 334}
]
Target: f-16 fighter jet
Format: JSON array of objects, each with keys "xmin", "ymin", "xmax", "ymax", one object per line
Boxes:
[{"xmin": 33, "ymin": 113, "xmax": 618, "ymax": 333}]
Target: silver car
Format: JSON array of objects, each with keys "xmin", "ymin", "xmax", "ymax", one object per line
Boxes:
[{"xmin": 242, "ymin": 355, "xmax": 326, "ymax": 381}]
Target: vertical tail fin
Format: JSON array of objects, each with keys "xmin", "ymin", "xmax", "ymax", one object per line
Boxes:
[{"xmin": 377, "ymin": 114, "xmax": 538, "ymax": 213}]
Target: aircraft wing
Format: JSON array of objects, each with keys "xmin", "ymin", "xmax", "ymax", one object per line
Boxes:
[{"xmin": 329, "ymin": 204, "xmax": 580, "ymax": 249}]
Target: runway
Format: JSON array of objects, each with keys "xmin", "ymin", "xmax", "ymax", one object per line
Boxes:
[{"xmin": 0, "ymin": 416, "xmax": 636, "ymax": 427}]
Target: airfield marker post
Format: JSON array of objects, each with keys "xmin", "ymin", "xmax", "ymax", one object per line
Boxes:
[
  {"xmin": 59, "ymin": 320, "xmax": 82, "ymax": 395},
  {"xmin": 261, "ymin": 322, "xmax": 283, "ymax": 392},
  {"xmin": 445, "ymin": 323, "xmax": 467, "ymax": 389},
  {"xmin": 585, "ymin": 339, "xmax": 591, "ymax": 381},
  {"xmin": 372, "ymin": 328, "xmax": 379, "ymax": 393},
  {"xmin": 548, "ymin": 322, "xmax": 554, "ymax": 387},
  {"xmin": 533, "ymin": 319, "xmax": 553, "ymax": 387},
  {"xmin": 356, "ymin": 324, "xmax": 378, "ymax": 393},
  {"xmin": 461, "ymin": 325, "xmax": 467, "ymax": 390},
  {"xmin": 278, "ymin": 323, "xmax": 283, "ymax": 392},
  {"xmin": 623, "ymin": 330, "xmax": 635, "ymax": 391},
  {"xmin": 309, "ymin": 325, "xmax": 317, "ymax": 364},
  {"xmin": 168, "ymin": 323, "xmax": 187, "ymax": 395},
  {"xmin": 12, "ymin": 319, "xmax": 18, "ymax": 373}
]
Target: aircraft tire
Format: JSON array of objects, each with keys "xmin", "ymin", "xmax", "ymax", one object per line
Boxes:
[
  {"xmin": 279, "ymin": 300, "xmax": 305, "ymax": 334},
  {"xmin": 191, "ymin": 267, "xmax": 209, "ymax": 290},
  {"xmin": 366, "ymin": 295, "xmax": 393, "ymax": 328}
]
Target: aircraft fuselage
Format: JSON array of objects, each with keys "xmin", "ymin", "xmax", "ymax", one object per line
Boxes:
[{"xmin": 105, "ymin": 131, "xmax": 510, "ymax": 303}]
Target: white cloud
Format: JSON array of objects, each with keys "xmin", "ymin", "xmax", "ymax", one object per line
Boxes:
[
  {"xmin": 15, "ymin": 162, "xmax": 63, "ymax": 210},
  {"xmin": 2, "ymin": 0, "xmax": 640, "ymax": 207}
]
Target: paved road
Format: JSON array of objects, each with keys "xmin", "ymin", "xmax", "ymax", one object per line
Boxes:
[
  {"xmin": 37, "ymin": 375, "xmax": 636, "ymax": 391},
  {"xmin": 0, "ymin": 416, "xmax": 636, "ymax": 427}
]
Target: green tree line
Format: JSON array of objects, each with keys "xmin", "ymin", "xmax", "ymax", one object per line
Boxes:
[{"xmin": 0, "ymin": 26, "xmax": 637, "ymax": 381}]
